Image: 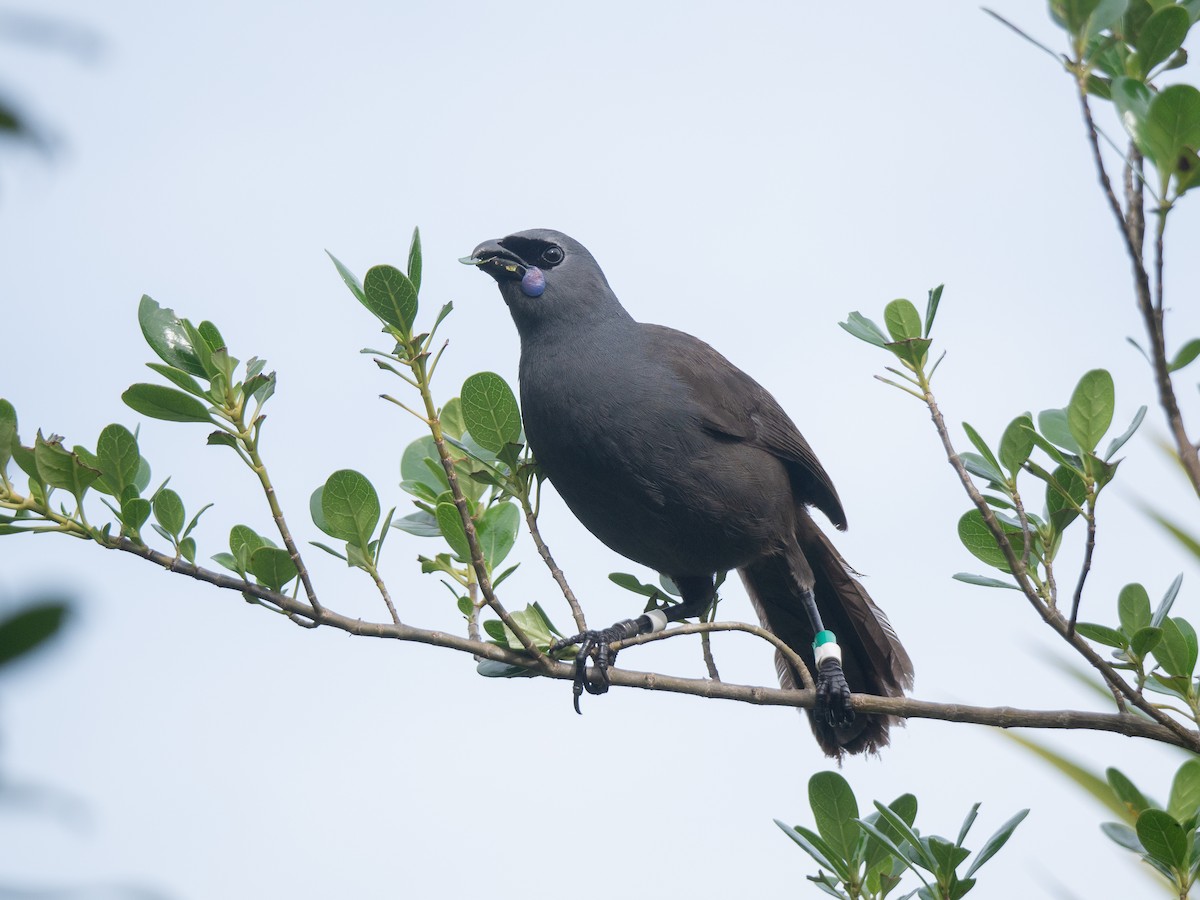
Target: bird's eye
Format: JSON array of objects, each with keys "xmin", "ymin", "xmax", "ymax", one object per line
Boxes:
[{"xmin": 541, "ymin": 246, "xmax": 564, "ymax": 266}]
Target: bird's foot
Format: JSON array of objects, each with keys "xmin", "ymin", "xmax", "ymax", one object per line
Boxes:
[
  {"xmin": 550, "ymin": 618, "xmax": 642, "ymax": 714},
  {"xmin": 815, "ymin": 658, "xmax": 855, "ymax": 728}
]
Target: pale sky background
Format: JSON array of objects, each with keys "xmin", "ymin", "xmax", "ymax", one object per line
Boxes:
[{"xmin": 2, "ymin": 2, "xmax": 1199, "ymax": 898}]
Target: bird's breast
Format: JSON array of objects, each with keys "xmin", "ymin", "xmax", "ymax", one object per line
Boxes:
[{"xmin": 517, "ymin": 339, "xmax": 794, "ymax": 575}]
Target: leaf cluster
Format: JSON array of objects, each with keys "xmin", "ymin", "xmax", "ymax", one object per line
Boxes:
[
  {"xmin": 777, "ymin": 771, "xmax": 1027, "ymax": 900},
  {"xmin": 1053, "ymin": 0, "xmax": 1200, "ymax": 202}
]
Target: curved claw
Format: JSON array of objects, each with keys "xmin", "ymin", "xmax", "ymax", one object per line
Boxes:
[
  {"xmin": 815, "ymin": 657, "xmax": 855, "ymax": 728},
  {"xmin": 552, "ymin": 627, "xmax": 626, "ymax": 714}
]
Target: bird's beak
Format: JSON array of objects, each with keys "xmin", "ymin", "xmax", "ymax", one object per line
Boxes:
[{"xmin": 460, "ymin": 239, "xmax": 526, "ymax": 282}]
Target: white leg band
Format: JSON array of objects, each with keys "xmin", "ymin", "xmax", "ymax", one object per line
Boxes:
[
  {"xmin": 644, "ymin": 609, "xmax": 668, "ymax": 633},
  {"xmin": 814, "ymin": 641, "xmax": 842, "ymax": 666}
]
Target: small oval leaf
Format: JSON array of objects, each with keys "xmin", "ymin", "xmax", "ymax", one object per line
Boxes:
[
  {"xmin": 363, "ymin": 264, "xmax": 418, "ymax": 332},
  {"xmin": 320, "ymin": 470, "xmax": 381, "ymax": 549},
  {"xmin": 122, "ymin": 384, "xmax": 212, "ymax": 424},
  {"xmin": 460, "ymin": 372, "xmax": 522, "ymax": 453},
  {"xmin": 1067, "ymin": 369, "xmax": 1115, "ymax": 454}
]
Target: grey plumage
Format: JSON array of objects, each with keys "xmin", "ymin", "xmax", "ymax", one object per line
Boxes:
[{"xmin": 468, "ymin": 228, "xmax": 913, "ymax": 756}]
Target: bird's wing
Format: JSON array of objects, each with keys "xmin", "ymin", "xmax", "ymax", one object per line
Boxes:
[{"xmin": 644, "ymin": 324, "xmax": 847, "ymax": 529}]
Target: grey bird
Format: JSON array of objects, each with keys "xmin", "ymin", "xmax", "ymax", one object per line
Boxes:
[{"xmin": 463, "ymin": 228, "xmax": 913, "ymax": 756}]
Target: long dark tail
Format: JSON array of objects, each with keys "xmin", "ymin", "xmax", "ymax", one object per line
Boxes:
[{"xmin": 740, "ymin": 511, "xmax": 913, "ymax": 758}]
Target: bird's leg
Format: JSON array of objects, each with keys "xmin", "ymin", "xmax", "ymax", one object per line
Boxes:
[
  {"xmin": 798, "ymin": 587, "xmax": 854, "ymax": 728},
  {"xmin": 551, "ymin": 575, "xmax": 715, "ymax": 713}
]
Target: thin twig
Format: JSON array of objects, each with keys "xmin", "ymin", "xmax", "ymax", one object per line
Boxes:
[
  {"xmin": 1066, "ymin": 499, "xmax": 1096, "ymax": 635},
  {"xmin": 240, "ymin": 424, "xmax": 322, "ymax": 618},
  {"xmin": 369, "ymin": 567, "xmax": 401, "ymax": 625},
  {"xmin": 521, "ymin": 497, "xmax": 587, "ymax": 632},
  {"xmin": 1075, "ymin": 77, "xmax": 1200, "ymax": 495},
  {"xmin": 700, "ymin": 631, "xmax": 720, "ymax": 681}
]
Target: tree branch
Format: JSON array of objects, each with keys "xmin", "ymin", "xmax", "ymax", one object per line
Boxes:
[
  {"xmin": 920, "ymin": 383, "xmax": 1195, "ymax": 745},
  {"xmin": 520, "ymin": 495, "xmax": 587, "ymax": 632},
  {"xmin": 1074, "ymin": 76, "xmax": 1200, "ymax": 496},
  {"xmin": 106, "ymin": 537, "xmax": 1198, "ymax": 750}
]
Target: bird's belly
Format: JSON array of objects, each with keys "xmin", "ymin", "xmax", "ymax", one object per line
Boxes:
[{"xmin": 535, "ymin": 432, "xmax": 793, "ymax": 577}]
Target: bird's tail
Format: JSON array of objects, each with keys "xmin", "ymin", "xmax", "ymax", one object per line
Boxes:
[{"xmin": 740, "ymin": 513, "xmax": 913, "ymax": 758}]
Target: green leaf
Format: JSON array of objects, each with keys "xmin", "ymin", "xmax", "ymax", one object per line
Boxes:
[
  {"xmin": 962, "ymin": 423, "xmax": 1005, "ymax": 482},
  {"xmin": 1136, "ymin": 809, "xmax": 1188, "ymax": 871},
  {"xmin": 95, "ymin": 424, "xmax": 142, "ymax": 498},
  {"xmin": 390, "ymin": 510, "xmax": 441, "ymax": 538},
  {"xmin": 774, "ymin": 820, "xmax": 843, "ymax": 876},
  {"xmin": 838, "ymin": 312, "xmax": 889, "ymax": 347},
  {"xmin": 808, "ymin": 771, "xmax": 861, "ymax": 864},
  {"xmin": 1134, "ymin": 5, "xmax": 1190, "ymax": 77},
  {"xmin": 883, "ymin": 299, "xmax": 922, "ymax": 342},
  {"xmin": 477, "ymin": 502, "xmax": 520, "ymax": 570},
  {"xmin": 401, "ymin": 435, "xmax": 450, "ymax": 496},
  {"xmin": 957, "ymin": 509, "xmax": 1020, "ymax": 572},
  {"xmin": 362, "ymin": 264, "xmax": 418, "ymax": 332},
  {"xmin": 998, "ymin": 414, "xmax": 1035, "ymax": 474},
  {"xmin": 884, "ymin": 337, "xmax": 931, "ymax": 370},
  {"xmin": 1104, "ymin": 405, "xmax": 1146, "ymax": 460},
  {"xmin": 1044, "ymin": 464, "xmax": 1087, "ymax": 531},
  {"xmin": 1107, "ymin": 767, "xmax": 1153, "ymax": 817},
  {"xmin": 435, "ymin": 501, "xmax": 471, "ymax": 559},
  {"xmin": 230, "ymin": 524, "xmax": 269, "ymax": 572},
  {"xmin": 1037, "ymin": 408, "xmax": 1082, "ymax": 455},
  {"xmin": 485, "ymin": 602, "xmax": 561, "ymax": 651},
  {"xmin": 609, "ymin": 572, "xmax": 667, "ymax": 598},
  {"xmin": 1050, "ymin": 0, "xmax": 1102, "ymax": 36},
  {"xmin": 460, "ymin": 372, "xmax": 522, "ymax": 453},
  {"xmin": 862, "ymin": 793, "xmax": 917, "ymax": 873},
  {"xmin": 441, "ymin": 397, "xmax": 467, "ymax": 440},
  {"xmin": 180, "ymin": 320, "xmax": 216, "ymax": 377},
  {"xmin": 927, "ymin": 835, "xmax": 970, "ymax": 879},
  {"xmin": 1130, "ymin": 626, "xmax": 1162, "ymax": 657},
  {"xmin": 327, "ymin": 251, "xmax": 366, "ymax": 303},
  {"xmin": 250, "ymin": 546, "xmax": 298, "ymax": 592},
  {"xmin": 1155, "ymin": 617, "xmax": 1198, "ymax": 678},
  {"xmin": 1168, "ymin": 339, "xmax": 1200, "ymax": 372},
  {"xmin": 1084, "ymin": 0, "xmax": 1128, "ymax": 38},
  {"xmin": 319, "ymin": 470, "xmax": 381, "ymax": 550},
  {"xmin": 1168, "ymin": 758, "xmax": 1200, "ymax": 821},
  {"xmin": 34, "ymin": 432, "xmax": 101, "ymax": 500},
  {"xmin": 1075, "ymin": 622, "xmax": 1127, "ymax": 648},
  {"xmin": 1101, "ymin": 822, "xmax": 1144, "ymax": 853},
  {"xmin": 952, "ymin": 572, "xmax": 1020, "ymax": 590},
  {"xmin": 1118, "ymin": 583, "xmax": 1152, "ymax": 634},
  {"xmin": 960, "ymin": 452, "xmax": 1006, "ymax": 486},
  {"xmin": 1067, "ymin": 369, "xmax": 1115, "ymax": 454},
  {"xmin": 407, "ymin": 226, "xmax": 423, "ymax": 294},
  {"xmin": 0, "ymin": 601, "xmax": 69, "ymax": 668},
  {"xmin": 122, "ymin": 383, "xmax": 212, "ymax": 424},
  {"xmin": 964, "ymin": 809, "xmax": 1029, "ymax": 878},
  {"xmin": 1152, "ymin": 574, "xmax": 1183, "ymax": 628},
  {"xmin": 152, "ymin": 488, "xmax": 186, "ymax": 539},
  {"xmin": 138, "ymin": 295, "xmax": 206, "ymax": 377},
  {"xmin": 121, "ymin": 496, "xmax": 151, "ymax": 532},
  {"xmin": 0, "ymin": 398, "xmax": 17, "ymax": 475},
  {"xmin": 1145, "ymin": 84, "xmax": 1200, "ymax": 177},
  {"xmin": 923, "ymin": 285, "xmax": 943, "ymax": 337},
  {"xmin": 869, "ymin": 801, "xmax": 929, "ymax": 867},
  {"xmin": 1111, "ymin": 76, "xmax": 1154, "ymax": 157},
  {"xmin": 476, "ymin": 659, "xmax": 539, "ymax": 678}
]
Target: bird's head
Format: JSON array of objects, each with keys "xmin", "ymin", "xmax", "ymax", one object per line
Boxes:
[{"xmin": 461, "ymin": 229, "xmax": 628, "ymax": 337}]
